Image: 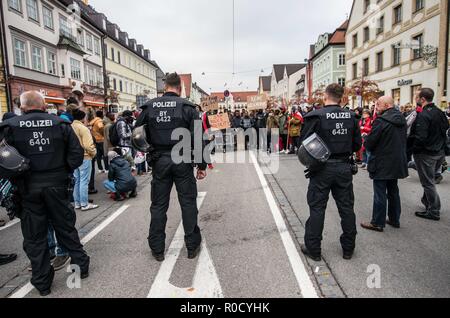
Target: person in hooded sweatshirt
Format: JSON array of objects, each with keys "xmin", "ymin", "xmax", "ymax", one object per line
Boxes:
[
  {"xmin": 361, "ymin": 96, "xmax": 408, "ymax": 232},
  {"xmin": 103, "ymin": 151, "xmax": 137, "ymax": 201}
]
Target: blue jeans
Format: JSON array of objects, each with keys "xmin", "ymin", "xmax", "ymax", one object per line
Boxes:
[
  {"xmin": 47, "ymin": 224, "xmax": 68, "ymax": 257},
  {"xmin": 73, "ymin": 159, "xmax": 92, "ymax": 207},
  {"xmin": 363, "ymin": 151, "xmax": 371, "ymax": 165},
  {"xmin": 103, "ymin": 180, "xmax": 117, "ymax": 193},
  {"xmin": 371, "ymin": 179, "xmax": 401, "ymax": 228}
]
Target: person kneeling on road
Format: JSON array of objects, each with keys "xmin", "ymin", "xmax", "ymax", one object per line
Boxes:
[{"xmin": 103, "ymin": 151, "xmax": 137, "ymax": 201}]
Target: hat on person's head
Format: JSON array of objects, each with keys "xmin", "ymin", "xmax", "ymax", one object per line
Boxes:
[
  {"xmin": 108, "ymin": 151, "xmax": 120, "ymax": 162},
  {"xmin": 122, "ymin": 110, "xmax": 133, "ymax": 118}
]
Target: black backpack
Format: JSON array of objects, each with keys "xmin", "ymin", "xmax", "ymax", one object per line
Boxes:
[{"xmin": 109, "ymin": 122, "xmax": 120, "ymax": 147}]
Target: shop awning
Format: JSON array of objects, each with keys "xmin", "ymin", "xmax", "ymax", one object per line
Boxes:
[
  {"xmin": 45, "ymin": 97, "xmax": 66, "ymax": 104},
  {"xmin": 84, "ymin": 100, "xmax": 105, "ymax": 108}
]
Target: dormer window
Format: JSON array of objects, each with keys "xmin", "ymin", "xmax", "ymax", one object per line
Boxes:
[
  {"xmin": 126, "ymin": 37, "xmax": 129, "ymax": 45},
  {"xmin": 115, "ymin": 29, "xmax": 119, "ymax": 39},
  {"xmin": 102, "ymin": 19, "xmax": 106, "ymax": 30}
]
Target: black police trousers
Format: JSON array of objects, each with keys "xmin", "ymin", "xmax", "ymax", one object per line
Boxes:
[
  {"xmin": 305, "ymin": 162, "xmax": 357, "ymax": 257},
  {"xmin": 20, "ymin": 180, "xmax": 90, "ymax": 292},
  {"xmin": 149, "ymin": 154, "xmax": 202, "ymax": 254}
]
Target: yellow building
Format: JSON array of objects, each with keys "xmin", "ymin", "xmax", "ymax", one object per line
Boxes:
[{"xmin": 0, "ymin": 49, "xmax": 7, "ymax": 117}]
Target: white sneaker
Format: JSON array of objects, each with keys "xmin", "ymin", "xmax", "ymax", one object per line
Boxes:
[
  {"xmin": 75, "ymin": 205, "xmax": 81, "ymax": 210},
  {"xmin": 82, "ymin": 204, "xmax": 99, "ymax": 211}
]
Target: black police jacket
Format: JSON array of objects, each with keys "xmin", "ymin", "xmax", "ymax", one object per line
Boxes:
[
  {"xmin": 365, "ymin": 108, "xmax": 408, "ymax": 180},
  {"xmin": 301, "ymin": 105, "xmax": 362, "ymax": 159},
  {"xmin": 411, "ymin": 104, "xmax": 449, "ymax": 156},
  {"xmin": 0, "ymin": 110, "xmax": 84, "ymax": 179},
  {"xmin": 108, "ymin": 156, "xmax": 137, "ymax": 193},
  {"xmin": 135, "ymin": 92, "xmax": 207, "ymax": 170}
]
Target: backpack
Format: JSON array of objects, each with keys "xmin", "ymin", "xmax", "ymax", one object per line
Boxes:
[{"xmin": 109, "ymin": 122, "xmax": 120, "ymax": 147}]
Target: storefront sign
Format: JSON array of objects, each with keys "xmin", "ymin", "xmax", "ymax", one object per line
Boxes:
[{"xmin": 398, "ymin": 79, "xmax": 413, "ymax": 86}]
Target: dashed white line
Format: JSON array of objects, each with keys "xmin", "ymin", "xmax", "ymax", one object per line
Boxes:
[{"xmin": 0, "ymin": 219, "xmax": 20, "ymax": 232}]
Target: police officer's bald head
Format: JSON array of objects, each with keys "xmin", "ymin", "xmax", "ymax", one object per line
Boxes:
[{"xmin": 20, "ymin": 91, "xmax": 46, "ymax": 112}]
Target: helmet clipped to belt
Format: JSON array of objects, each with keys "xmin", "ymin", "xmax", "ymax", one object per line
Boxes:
[
  {"xmin": 132, "ymin": 125, "xmax": 151, "ymax": 153},
  {"xmin": 0, "ymin": 140, "xmax": 30, "ymax": 179},
  {"xmin": 298, "ymin": 133, "xmax": 331, "ymax": 170}
]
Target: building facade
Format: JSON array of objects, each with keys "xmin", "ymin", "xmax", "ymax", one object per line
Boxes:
[
  {"xmin": 270, "ymin": 64, "xmax": 306, "ymax": 102},
  {"xmin": 311, "ymin": 21, "xmax": 348, "ymax": 92},
  {"xmin": 180, "ymin": 74, "xmax": 208, "ymax": 105},
  {"xmin": 1, "ymin": 0, "xmax": 106, "ymax": 113},
  {"xmin": 0, "ymin": 19, "xmax": 7, "ymax": 116},
  {"xmin": 346, "ymin": 0, "xmax": 445, "ymax": 107},
  {"xmin": 257, "ymin": 75, "xmax": 271, "ymax": 96},
  {"xmin": 211, "ymin": 91, "xmax": 258, "ymax": 113}
]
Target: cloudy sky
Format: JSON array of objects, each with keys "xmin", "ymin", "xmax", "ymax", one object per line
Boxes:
[{"xmin": 90, "ymin": 0, "xmax": 353, "ymax": 93}]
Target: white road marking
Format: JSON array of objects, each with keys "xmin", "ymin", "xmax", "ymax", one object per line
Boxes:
[
  {"xmin": 0, "ymin": 219, "xmax": 20, "ymax": 232},
  {"xmin": 250, "ymin": 151, "xmax": 319, "ymax": 299},
  {"xmin": 9, "ymin": 205, "xmax": 130, "ymax": 299},
  {"xmin": 148, "ymin": 192, "xmax": 223, "ymax": 298}
]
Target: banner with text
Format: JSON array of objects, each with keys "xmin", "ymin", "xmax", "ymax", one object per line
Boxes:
[
  {"xmin": 208, "ymin": 114, "xmax": 231, "ymax": 130},
  {"xmin": 247, "ymin": 94, "xmax": 268, "ymax": 111}
]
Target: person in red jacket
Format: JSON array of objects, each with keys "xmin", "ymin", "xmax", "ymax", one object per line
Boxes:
[{"xmin": 360, "ymin": 109, "xmax": 373, "ymax": 169}]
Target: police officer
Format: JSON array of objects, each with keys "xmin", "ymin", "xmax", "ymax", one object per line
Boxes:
[
  {"xmin": 300, "ymin": 84, "xmax": 362, "ymax": 262},
  {"xmin": 135, "ymin": 73, "xmax": 207, "ymax": 262},
  {"xmin": 0, "ymin": 91, "xmax": 90, "ymax": 296}
]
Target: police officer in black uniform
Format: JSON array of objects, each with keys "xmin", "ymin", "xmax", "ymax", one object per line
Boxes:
[
  {"xmin": 135, "ymin": 73, "xmax": 207, "ymax": 262},
  {"xmin": 0, "ymin": 91, "xmax": 90, "ymax": 296},
  {"xmin": 300, "ymin": 84, "xmax": 362, "ymax": 262}
]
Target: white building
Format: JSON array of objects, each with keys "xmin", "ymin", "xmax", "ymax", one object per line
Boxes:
[
  {"xmin": 270, "ymin": 64, "xmax": 306, "ymax": 102},
  {"xmin": 346, "ymin": 0, "xmax": 445, "ymax": 107},
  {"xmin": 311, "ymin": 21, "xmax": 348, "ymax": 91},
  {"xmin": 1, "ymin": 0, "xmax": 106, "ymax": 110}
]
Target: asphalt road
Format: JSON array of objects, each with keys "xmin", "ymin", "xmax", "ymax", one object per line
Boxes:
[
  {"xmin": 1, "ymin": 152, "xmax": 449, "ymax": 298},
  {"xmin": 0, "ymin": 152, "xmax": 318, "ymax": 298}
]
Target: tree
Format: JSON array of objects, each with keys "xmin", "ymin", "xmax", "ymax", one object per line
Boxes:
[{"xmin": 349, "ymin": 79, "xmax": 382, "ymax": 107}]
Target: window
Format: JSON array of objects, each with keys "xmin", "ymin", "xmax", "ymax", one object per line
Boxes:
[
  {"xmin": 111, "ymin": 47, "xmax": 115, "ymax": 61},
  {"xmin": 113, "ymin": 78, "xmax": 117, "ymax": 91},
  {"xmin": 119, "ymin": 80, "xmax": 123, "ymax": 92},
  {"xmin": 61, "ymin": 64, "xmax": 65, "ymax": 77},
  {"xmin": 376, "ymin": 51, "xmax": 384, "ymax": 72},
  {"xmin": 392, "ymin": 88, "xmax": 400, "ymax": 105},
  {"xmin": 363, "ymin": 58, "xmax": 369, "ymax": 76},
  {"xmin": 94, "ymin": 38, "xmax": 100, "ymax": 55},
  {"xmin": 8, "ymin": 0, "xmax": 22, "ymax": 12},
  {"xmin": 352, "ymin": 33, "xmax": 358, "ymax": 49},
  {"xmin": 59, "ymin": 15, "xmax": 71, "ymax": 37},
  {"xmin": 86, "ymin": 33, "xmax": 93, "ymax": 52},
  {"xmin": 392, "ymin": 43, "xmax": 401, "ymax": 66},
  {"xmin": 377, "ymin": 16, "xmax": 384, "ymax": 35},
  {"xmin": 364, "ymin": 0, "xmax": 370, "ymax": 13},
  {"xmin": 14, "ymin": 38, "xmax": 27, "ymax": 67},
  {"xmin": 338, "ymin": 54, "xmax": 346, "ymax": 66},
  {"xmin": 96, "ymin": 69, "xmax": 103, "ymax": 87},
  {"xmin": 31, "ymin": 46, "xmax": 43, "ymax": 71},
  {"xmin": 76, "ymin": 29, "xmax": 84, "ymax": 47},
  {"xmin": 26, "ymin": 0, "xmax": 39, "ymax": 22},
  {"xmin": 414, "ymin": 0, "xmax": 424, "ymax": 13},
  {"xmin": 352, "ymin": 63, "xmax": 358, "ymax": 79},
  {"xmin": 118, "ymin": 51, "xmax": 121, "ymax": 64},
  {"xmin": 47, "ymin": 51, "xmax": 57, "ymax": 75},
  {"xmin": 338, "ymin": 78, "xmax": 346, "ymax": 87},
  {"xmin": 412, "ymin": 34, "xmax": 423, "ymax": 60},
  {"xmin": 393, "ymin": 5, "xmax": 402, "ymax": 25},
  {"xmin": 363, "ymin": 27, "xmax": 370, "ymax": 43},
  {"xmin": 42, "ymin": 6, "xmax": 53, "ymax": 29},
  {"xmin": 87, "ymin": 67, "xmax": 95, "ymax": 86},
  {"xmin": 70, "ymin": 58, "xmax": 81, "ymax": 80}
]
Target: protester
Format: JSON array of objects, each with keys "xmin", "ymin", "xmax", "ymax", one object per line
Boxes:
[
  {"xmin": 287, "ymin": 107, "xmax": 303, "ymax": 154},
  {"xmin": 359, "ymin": 109, "xmax": 373, "ymax": 169},
  {"xmin": 278, "ymin": 108, "xmax": 289, "ymax": 153},
  {"xmin": 90, "ymin": 111, "xmax": 108, "ymax": 173},
  {"xmin": 411, "ymin": 88, "xmax": 449, "ymax": 221},
  {"xmin": 103, "ymin": 112, "xmax": 116, "ymax": 157},
  {"xmin": 117, "ymin": 111, "xmax": 135, "ymax": 170},
  {"xmin": 103, "ymin": 151, "xmax": 137, "ymax": 201},
  {"xmin": 254, "ymin": 109, "xmax": 267, "ymax": 150},
  {"xmin": 266, "ymin": 110, "xmax": 279, "ymax": 153},
  {"xmin": 361, "ymin": 96, "xmax": 408, "ymax": 232},
  {"xmin": 71, "ymin": 107, "xmax": 99, "ymax": 211}
]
